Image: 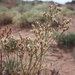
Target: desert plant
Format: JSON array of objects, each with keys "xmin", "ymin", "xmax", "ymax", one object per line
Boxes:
[
  {"xmin": 0, "ymin": 4, "xmax": 71, "ymax": 75},
  {"xmin": 0, "ymin": 12, "xmax": 13, "ymax": 25},
  {"xmin": 67, "ymin": 6, "xmax": 75, "ymax": 11},
  {"xmin": 12, "ymin": 11, "xmax": 20, "ymax": 17},
  {"xmin": 34, "ymin": 0, "xmax": 39, "ymax": 5},
  {"xmin": 13, "ymin": 3, "xmax": 49, "ymax": 28},
  {"xmin": 61, "ymin": 7, "xmax": 75, "ymax": 16},
  {"xmin": 13, "ymin": 0, "xmax": 23, "ymax": 5},
  {"xmin": 0, "ymin": 6, "xmax": 8, "ymax": 12},
  {"xmin": 1, "ymin": 36, "xmax": 18, "ymax": 52},
  {"xmin": 0, "ymin": 26, "xmax": 12, "ymax": 75},
  {"xmin": 0, "ymin": 26, "xmax": 12, "ymax": 39},
  {"xmin": 13, "ymin": 13, "xmax": 29, "ymax": 28},
  {"xmin": 11, "ymin": 3, "xmax": 33, "ymax": 13},
  {"xmin": 73, "ymin": 47, "xmax": 75, "ymax": 59},
  {"xmin": 66, "ymin": 10, "xmax": 75, "ymax": 16},
  {"xmin": 33, "ymin": 3, "xmax": 48, "ymax": 12},
  {"xmin": 6, "ymin": 5, "xmax": 11, "ymax": 9},
  {"xmin": 10, "ymin": 6, "xmax": 21, "ymax": 13},
  {"xmin": 13, "ymin": 9, "xmax": 44, "ymax": 28},
  {"xmin": 23, "ymin": 3, "xmax": 33, "ymax": 12},
  {"xmin": 57, "ymin": 33, "xmax": 75, "ymax": 49},
  {"xmin": 3, "ymin": 59, "xmax": 20, "ymax": 75},
  {"xmin": 24, "ymin": 9, "xmax": 44, "ymax": 23}
]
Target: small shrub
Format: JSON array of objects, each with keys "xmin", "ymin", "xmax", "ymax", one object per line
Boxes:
[
  {"xmin": 11, "ymin": 3, "xmax": 33, "ymax": 13},
  {"xmin": 66, "ymin": 10, "xmax": 75, "ymax": 16},
  {"xmin": 11, "ymin": 6, "xmax": 21, "ymax": 13},
  {"xmin": 12, "ymin": 3, "xmax": 49, "ymax": 28},
  {"xmin": 61, "ymin": 7, "xmax": 75, "ymax": 16},
  {"xmin": 0, "ymin": 12, "xmax": 13, "ymax": 25},
  {"xmin": 12, "ymin": 11, "xmax": 20, "ymax": 17},
  {"xmin": 10, "ymin": 4, "xmax": 23, "ymax": 13},
  {"xmin": 24, "ymin": 9, "xmax": 44, "ymax": 23},
  {"xmin": 61, "ymin": 7, "xmax": 71, "ymax": 14},
  {"xmin": 13, "ymin": 10, "xmax": 44, "ymax": 28},
  {"xmin": 67, "ymin": 6, "xmax": 75, "ymax": 11},
  {"xmin": 6, "ymin": 5, "xmax": 11, "ymax": 9},
  {"xmin": 0, "ymin": 6, "xmax": 8, "ymax": 12},
  {"xmin": 13, "ymin": 13, "xmax": 30, "ymax": 28},
  {"xmin": 23, "ymin": 3, "xmax": 33, "ymax": 12},
  {"xmin": 73, "ymin": 48, "xmax": 75, "ymax": 59},
  {"xmin": 57, "ymin": 33, "xmax": 75, "ymax": 49},
  {"xmin": 33, "ymin": 3, "xmax": 48, "ymax": 12}
]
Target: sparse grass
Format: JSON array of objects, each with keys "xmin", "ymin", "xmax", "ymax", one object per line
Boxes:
[{"xmin": 57, "ymin": 33, "xmax": 75, "ymax": 49}]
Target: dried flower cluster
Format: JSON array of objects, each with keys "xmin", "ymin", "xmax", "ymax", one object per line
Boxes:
[
  {"xmin": 0, "ymin": 4, "xmax": 71, "ymax": 75},
  {"xmin": 0, "ymin": 26, "xmax": 12, "ymax": 39},
  {"xmin": 1, "ymin": 36, "xmax": 18, "ymax": 52}
]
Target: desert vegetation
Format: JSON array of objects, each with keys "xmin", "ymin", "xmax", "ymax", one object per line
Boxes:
[
  {"xmin": 56, "ymin": 33, "xmax": 75, "ymax": 49},
  {"xmin": 0, "ymin": 0, "xmax": 75, "ymax": 75}
]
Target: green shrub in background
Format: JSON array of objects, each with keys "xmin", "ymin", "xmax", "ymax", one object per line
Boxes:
[
  {"xmin": 12, "ymin": 11, "xmax": 20, "ymax": 17},
  {"xmin": 0, "ymin": 6, "xmax": 8, "ymax": 12},
  {"xmin": 11, "ymin": 3, "xmax": 33, "ymax": 13},
  {"xmin": 24, "ymin": 9, "xmax": 44, "ymax": 23},
  {"xmin": 13, "ymin": 9, "xmax": 44, "ymax": 28},
  {"xmin": 6, "ymin": 5, "xmax": 11, "ymax": 9},
  {"xmin": 61, "ymin": 7, "xmax": 75, "ymax": 16},
  {"xmin": 12, "ymin": 3, "xmax": 49, "ymax": 28},
  {"xmin": 67, "ymin": 6, "xmax": 75, "ymax": 11},
  {"xmin": 57, "ymin": 33, "xmax": 75, "ymax": 49},
  {"xmin": 0, "ymin": 12, "xmax": 13, "ymax": 25},
  {"xmin": 13, "ymin": 0, "xmax": 22, "ymax": 5},
  {"xmin": 8, "ymin": 3, "xmax": 48, "ymax": 28},
  {"xmin": 10, "ymin": 4, "xmax": 23, "ymax": 13},
  {"xmin": 66, "ymin": 10, "xmax": 75, "ymax": 16},
  {"xmin": 13, "ymin": 3, "xmax": 66, "ymax": 28},
  {"xmin": 61, "ymin": 7, "xmax": 72, "ymax": 15},
  {"xmin": 13, "ymin": 13, "xmax": 29, "ymax": 28},
  {"xmin": 33, "ymin": 3, "xmax": 48, "ymax": 12},
  {"xmin": 11, "ymin": 3, "xmax": 48, "ymax": 13},
  {"xmin": 23, "ymin": 3, "xmax": 33, "ymax": 12}
]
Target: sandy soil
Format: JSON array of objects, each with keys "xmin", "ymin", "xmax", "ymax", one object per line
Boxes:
[{"xmin": 0, "ymin": 16, "xmax": 75, "ymax": 75}]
